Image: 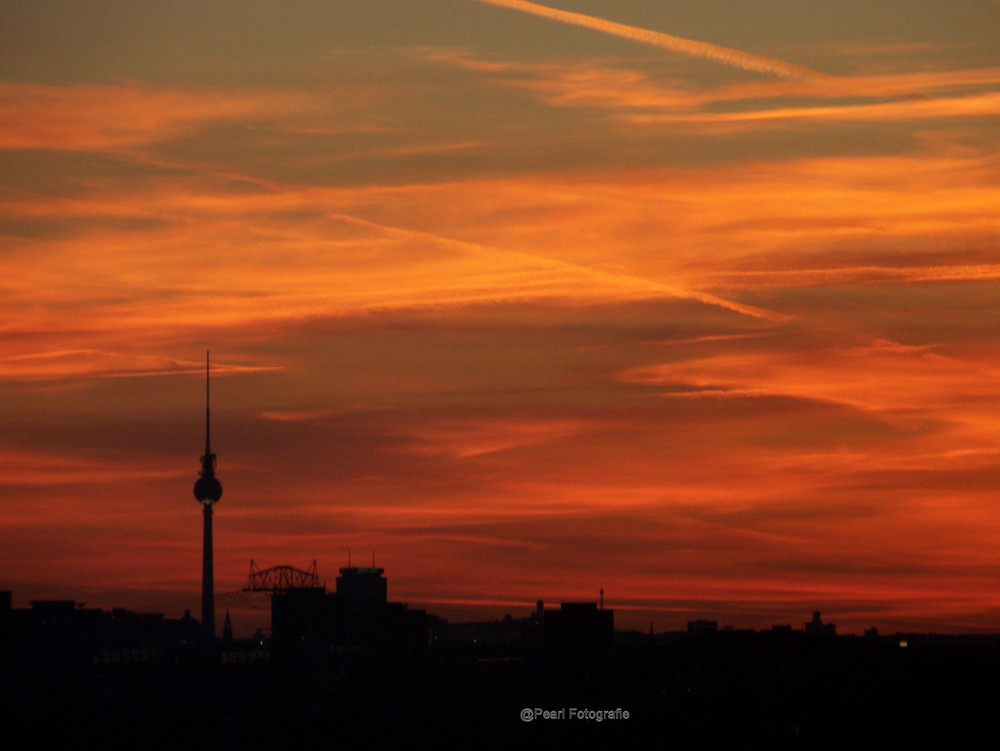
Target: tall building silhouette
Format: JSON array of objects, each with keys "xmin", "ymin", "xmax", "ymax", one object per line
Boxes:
[
  {"xmin": 336, "ymin": 565, "xmax": 387, "ymax": 608},
  {"xmin": 192, "ymin": 352, "xmax": 222, "ymax": 640}
]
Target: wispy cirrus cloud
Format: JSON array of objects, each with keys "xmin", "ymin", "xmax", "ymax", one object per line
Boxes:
[
  {"xmin": 3, "ymin": 144, "xmax": 997, "ymax": 388},
  {"xmin": 619, "ymin": 338, "xmax": 1000, "ymax": 420},
  {"xmin": 627, "ymin": 91, "xmax": 1000, "ymax": 128},
  {"xmin": 432, "ymin": 49, "xmax": 1000, "ymax": 131},
  {"xmin": 0, "ymin": 83, "xmax": 320, "ymax": 150},
  {"xmin": 0, "ymin": 349, "xmax": 279, "ymax": 382}
]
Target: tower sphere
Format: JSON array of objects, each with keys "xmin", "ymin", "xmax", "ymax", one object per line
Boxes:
[
  {"xmin": 194, "ymin": 473, "xmax": 222, "ymax": 505},
  {"xmin": 194, "ymin": 350, "xmax": 222, "ymax": 505}
]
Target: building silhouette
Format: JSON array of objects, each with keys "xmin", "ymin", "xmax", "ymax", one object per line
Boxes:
[
  {"xmin": 336, "ymin": 565, "xmax": 388, "ymax": 608},
  {"xmin": 0, "ymin": 591, "xmax": 209, "ymax": 662},
  {"xmin": 688, "ymin": 619, "xmax": 719, "ymax": 634},
  {"xmin": 543, "ymin": 601, "xmax": 614, "ymax": 665},
  {"xmin": 804, "ymin": 610, "xmax": 836, "ymax": 636},
  {"xmin": 270, "ymin": 564, "xmax": 443, "ymax": 662}
]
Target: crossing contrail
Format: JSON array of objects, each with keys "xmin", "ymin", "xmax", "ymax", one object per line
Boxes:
[{"xmin": 472, "ymin": 0, "xmax": 829, "ymax": 81}]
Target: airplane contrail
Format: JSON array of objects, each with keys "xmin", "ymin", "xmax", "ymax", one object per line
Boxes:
[{"xmin": 472, "ymin": 0, "xmax": 829, "ymax": 81}]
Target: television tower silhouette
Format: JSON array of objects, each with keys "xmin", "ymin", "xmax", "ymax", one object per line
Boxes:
[{"xmin": 193, "ymin": 351, "xmax": 223, "ymax": 640}]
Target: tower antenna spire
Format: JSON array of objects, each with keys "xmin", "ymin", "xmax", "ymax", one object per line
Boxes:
[
  {"xmin": 205, "ymin": 350, "xmax": 211, "ymax": 460},
  {"xmin": 197, "ymin": 351, "xmax": 219, "ymax": 480}
]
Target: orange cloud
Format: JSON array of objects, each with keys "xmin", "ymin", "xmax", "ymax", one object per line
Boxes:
[
  {"xmin": 619, "ymin": 339, "xmax": 1000, "ymax": 418},
  {"xmin": 0, "ymin": 446, "xmax": 183, "ymax": 488},
  {"xmin": 0, "ymin": 349, "xmax": 278, "ymax": 382},
  {"xmin": 0, "ymin": 83, "xmax": 315, "ymax": 150},
  {"xmin": 431, "ymin": 49, "xmax": 1000, "ymax": 127},
  {"xmin": 3, "ymin": 144, "xmax": 997, "ymax": 385},
  {"xmin": 627, "ymin": 91, "xmax": 1000, "ymax": 128}
]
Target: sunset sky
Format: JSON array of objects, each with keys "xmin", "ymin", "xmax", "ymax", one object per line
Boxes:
[{"xmin": 2, "ymin": 1, "xmax": 999, "ymax": 634}]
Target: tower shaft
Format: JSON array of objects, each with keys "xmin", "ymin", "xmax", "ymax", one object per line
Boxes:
[{"xmin": 202, "ymin": 502, "xmax": 214, "ymax": 639}]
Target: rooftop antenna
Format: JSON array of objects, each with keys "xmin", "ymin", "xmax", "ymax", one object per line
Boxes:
[{"xmin": 599, "ymin": 584, "xmax": 604, "ymax": 610}]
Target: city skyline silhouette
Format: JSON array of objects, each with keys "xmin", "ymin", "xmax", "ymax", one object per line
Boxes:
[{"xmin": 6, "ymin": 560, "xmax": 1000, "ymax": 748}]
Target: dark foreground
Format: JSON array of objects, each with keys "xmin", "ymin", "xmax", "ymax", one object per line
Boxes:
[{"xmin": 4, "ymin": 630, "xmax": 1000, "ymax": 749}]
